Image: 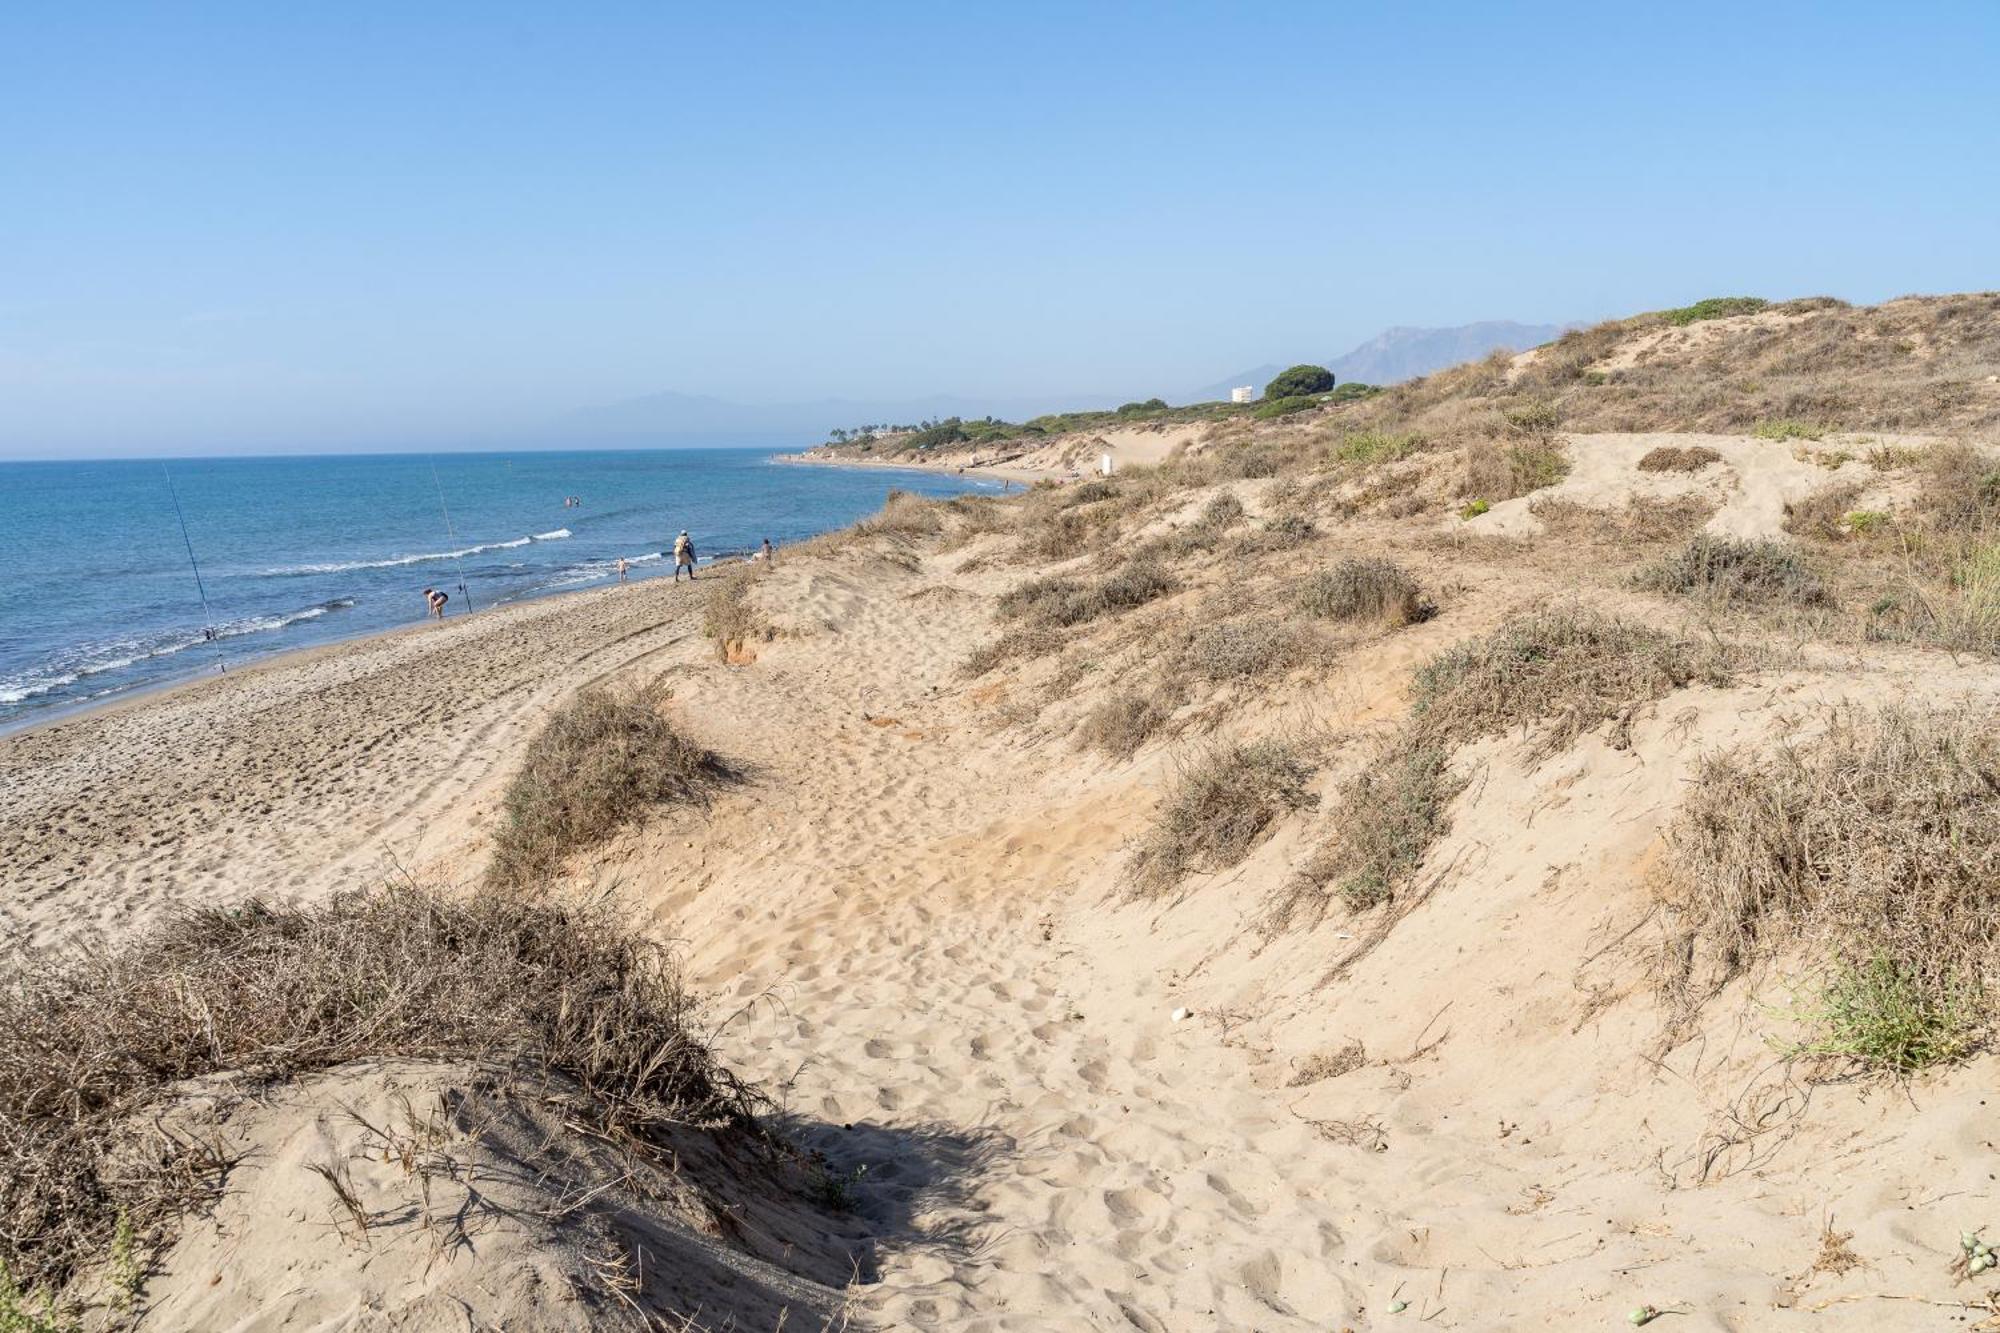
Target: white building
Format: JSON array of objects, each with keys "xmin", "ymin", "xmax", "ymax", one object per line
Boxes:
[{"xmin": 1229, "ymin": 385, "xmax": 1255, "ymax": 404}]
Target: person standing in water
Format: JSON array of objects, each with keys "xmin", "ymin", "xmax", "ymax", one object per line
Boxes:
[
  {"xmin": 616, "ymin": 556, "xmax": 629, "ymax": 583},
  {"xmin": 673, "ymin": 530, "xmax": 697, "ymax": 581}
]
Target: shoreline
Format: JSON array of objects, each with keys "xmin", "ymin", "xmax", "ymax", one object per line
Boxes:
[
  {"xmin": 1, "ymin": 456, "xmax": 994, "ymax": 741},
  {"xmin": 774, "ymin": 450, "xmax": 1054, "ymax": 485}
]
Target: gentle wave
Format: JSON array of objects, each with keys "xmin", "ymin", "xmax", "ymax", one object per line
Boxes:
[
  {"xmin": 263, "ymin": 530, "xmax": 570, "ymax": 576},
  {"xmin": 0, "ymin": 599, "xmax": 355, "ymax": 704}
]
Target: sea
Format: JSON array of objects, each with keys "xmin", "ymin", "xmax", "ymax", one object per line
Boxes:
[{"xmin": 0, "ymin": 448, "xmax": 994, "ymax": 730}]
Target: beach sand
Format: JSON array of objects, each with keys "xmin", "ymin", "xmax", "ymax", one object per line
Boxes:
[{"xmin": 7, "ymin": 432, "xmax": 1998, "ymax": 1328}]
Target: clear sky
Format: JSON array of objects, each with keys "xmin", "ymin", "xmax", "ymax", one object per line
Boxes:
[{"xmin": 3, "ymin": 1, "xmax": 1997, "ymax": 456}]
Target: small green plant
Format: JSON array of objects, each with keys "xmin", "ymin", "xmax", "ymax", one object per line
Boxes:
[
  {"xmin": 1791, "ymin": 957, "xmax": 1980, "ymax": 1072},
  {"xmin": 805, "ymin": 1160, "xmax": 868, "ymax": 1212},
  {"xmin": 1752, "ymin": 418, "xmax": 1825, "ymax": 441},
  {"xmin": 108, "ymin": 1209, "xmax": 140, "ymax": 1314},
  {"xmin": 1845, "ymin": 510, "xmax": 1890, "ymax": 534},
  {"xmin": 1459, "ymin": 499, "xmax": 1490, "ymax": 520},
  {"xmin": 0, "ymin": 1262, "xmax": 74, "ymax": 1333},
  {"xmin": 1660, "ymin": 296, "xmax": 1768, "ymax": 326}
]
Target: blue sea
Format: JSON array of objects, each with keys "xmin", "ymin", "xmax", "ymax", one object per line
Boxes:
[{"xmin": 0, "ymin": 448, "xmax": 992, "ymax": 728}]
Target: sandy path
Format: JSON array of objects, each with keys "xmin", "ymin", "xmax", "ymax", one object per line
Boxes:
[{"xmin": 0, "ymin": 576, "xmax": 706, "ymax": 950}]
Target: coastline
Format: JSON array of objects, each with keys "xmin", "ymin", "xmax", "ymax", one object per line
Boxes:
[{"xmin": 774, "ymin": 449, "xmax": 1053, "ymax": 485}]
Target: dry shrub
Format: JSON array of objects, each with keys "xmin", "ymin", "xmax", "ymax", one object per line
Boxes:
[
  {"xmin": 1286, "ymin": 1041, "xmax": 1367, "ymax": 1086},
  {"xmin": 853, "ymin": 488, "xmax": 945, "ymax": 540},
  {"xmin": 1413, "ymin": 606, "xmax": 1729, "ymax": 758},
  {"xmin": 1174, "ymin": 618, "xmax": 1322, "ymax": 682},
  {"xmin": 963, "ymin": 623, "xmax": 1063, "ymax": 675},
  {"xmin": 998, "ymin": 559, "xmax": 1174, "ymax": 628},
  {"xmin": 1661, "ymin": 705, "xmax": 2000, "ymax": 1069},
  {"xmin": 1285, "ymin": 607, "xmax": 1725, "ymax": 926},
  {"xmin": 0, "ymin": 884, "xmax": 755, "ymax": 1294},
  {"xmin": 701, "ymin": 578, "xmax": 775, "ymax": 660},
  {"xmin": 487, "ymin": 680, "xmax": 727, "ymax": 890},
  {"xmin": 1459, "ymin": 437, "xmax": 1570, "ymax": 502},
  {"xmin": 1130, "ymin": 741, "xmax": 1315, "ymax": 894},
  {"xmin": 1077, "ymin": 690, "xmax": 1173, "ymax": 759},
  {"xmin": 1637, "ymin": 445, "xmax": 1723, "ymax": 473},
  {"xmin": 1639, "ymin": 534, "xmax": 1831, "ymax": 607},
  {"xmin": 1914, "ymin": 442, "xmax": 2000, "ymax": 534},
  {"xmin": 1530, "ymin": 495, "xmax": 1717, "ymax": 544},
  {"xmin": 1783, "ymin": 481, "xmax": 1865, "ymax": 540},
  {"xmin": 1304, "ymin": 739, "xmax": 1462, "ymax": 913},
  {"xmin": 1235, "ymin": 514, "xmax": 1320, "ymax": 554},
  {"xmin": 1297, "ymin": 558, "xmax": 1431, "ymax": 626}
]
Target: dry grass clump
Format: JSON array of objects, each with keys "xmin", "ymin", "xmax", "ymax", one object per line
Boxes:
[
  {"xmin": 1637, "ymin": 445, "xmax": 1723, "ymax": 473},
  {"xmin": 1076, "ymin": 690, "xmax": 1175, "ymax": 760},
  {"xmin": 1782, "ymin": 481, "xmax": 1867, "ymax": 540},
  {"xmin": 487, "ymin": 680, "xmax": 727, "ymax": 890},
  {"xmin": 0, "ymin": 884, "xmax": 755, "ymax": 1295},
  {"xmin": 1173, "ymin": 618, "xmax": 1322, "ymax": 682},
  {"xmin": 1661, "ymin": 705, "xmax": 2000, "ymax": 1070},
  {"xmin": 1138, "ymin": 490, "xmax": 1247, "ymax": 559},
  {"xmin": 963, "ymin": 623, "xmax": 1064, "ymax": 675},
  {"xmin": 1297, "ymin": 557, "xmax": 1431, "ymax": 626},
  {"xmin": 852, "ymin": 488, "xmax": 945, "ymax": 540},
  {"xmin": 701, "ymin": 577, "xmax": 776, "ymax": 660},
  {"xmin": 1234, "ymin": 513, "xmax": 1320, "ymax": 554},
  {"xmin": 1529, "ymin": 495, "xmax": 1718, "ymax": 544},
  {"xmin": 1460, "ymin": 437, "xmax": 1571, "ymax": 503},
  {"xmin": 1130, "ymin": 740, "xmax": 1315, "ymax": 894},
  {"xmin": 1283, "ymin": 607, "xmax": 1725, "ymax": 928},
  {"xmin": 1639, "ymin": 534, "xmax": 1831, "ymax": 607},
  {"xmin": 1913, "ymin": 442, "xmax": 2000, "ymax": 534},
  {"xmin": 1306, "ymin": 739, "xmax": 1462, "ymax": 912},
  {"xmin": 1410, "ymin": 606, "xmax": 1729, "ymax": 758},
  {"xmin": 1330, "ymin": 430, "xmax": 1426, "ymax": 466},
  {"xmin": 997, "ymin": 559, "xmax": 1175, "ymax": 628}
]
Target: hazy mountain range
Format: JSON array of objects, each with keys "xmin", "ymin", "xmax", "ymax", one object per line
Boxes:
[
  {"xmin": 564, "ymin": 320, "xmax": 1575, "ymax": 442},
  {"xmin": 1190, "ymin": 320, "xmax": 1573, "ymax": 402}
]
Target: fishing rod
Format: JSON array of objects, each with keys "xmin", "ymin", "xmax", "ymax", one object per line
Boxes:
[
  {"xmin": 429, "ymin": 458, "xmax": 474, "ymax": 613},
  {"xmin": 162, "ymin": 462, "xmax": 227, "ymax": 673}
]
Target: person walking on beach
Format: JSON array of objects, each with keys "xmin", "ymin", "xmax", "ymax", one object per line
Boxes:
[
  {"xmin": 616, "ymin": 556, "xmax": 629, "ymax": 583},
  {"xmin": 673, "ymin": 530, "xmax": 697, "ymax": 581}
]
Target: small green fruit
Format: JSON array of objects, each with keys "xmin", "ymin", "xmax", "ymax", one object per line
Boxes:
[{"xmin": 1630, "ymin": 1309, "xmax": 1658, "ymax": 1327}]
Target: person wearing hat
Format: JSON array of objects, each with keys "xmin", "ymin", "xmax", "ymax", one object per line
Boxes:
[{"xmin": 672, "ymin": 530, "xmax": 697, "ymax": 581}]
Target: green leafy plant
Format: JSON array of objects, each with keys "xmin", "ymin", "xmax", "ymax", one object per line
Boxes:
[
  {"xmin": 1752, "ymin": 418, "xmax": 1824, "ymax": 441},
  {"xmin": 1459, "ymin": 498, "xmax": 1490, "ymax": 519},
  {"xmin": 1253, "ymin": 395, "xmax": 1321, "ymax": 420},
  {"xmin": 1792, "ymin": 957, "xmax": 1980, "ymax": 1072}
]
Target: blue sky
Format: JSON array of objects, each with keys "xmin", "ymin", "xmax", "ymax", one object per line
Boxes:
[{"xmin": 2, "ymin": 1, "xmax": 1996, "ymax": 455}]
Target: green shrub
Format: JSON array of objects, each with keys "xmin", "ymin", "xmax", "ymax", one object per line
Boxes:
[
  {"xmin": 1334, "ymin": 430, "xmax": 1424, "ymax": 465},
  {"xmin": 1254, "ymin": 395, "xmax": 1321, "ymax": 420},
  {"xmin": 1265, "ymin": 364, "xmax": 1336, "ymax": 399},
  {"xmin": 1116, "ymin": 398, "xmax": 1168, "ymax": 415},
  {"xmin": 1505, "ymin": 438, "xmax": 1570, "ymax": 492},
  {"xmin": 1752, "ymin": 418, "xmax": 1824, "ymax": 441},
  {"xmin": 1660, "ymin": 296, "xmax": 1768, "ymax": 326},
  {"xmin": 1327, "ymin": 381, "xmax": 1381, "ymax": 403},
  {"xmin": 1459, "ymin": 499, "xmax": 1490, "ymax": 519}
]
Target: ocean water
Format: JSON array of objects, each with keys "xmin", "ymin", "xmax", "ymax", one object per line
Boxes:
[{"xmin": 0, "ymin": 448, "xmax": 993, "ymax": 728}]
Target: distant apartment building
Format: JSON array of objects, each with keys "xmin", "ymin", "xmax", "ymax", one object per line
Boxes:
[{"xmin": 1229, "ymin": 386, "xmax": 1254, "ymax": 404}]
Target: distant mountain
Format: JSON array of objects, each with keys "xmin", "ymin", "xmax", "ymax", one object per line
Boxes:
[
  {"xmin": 564, "ymin": 388, "xmax": 1118, "ymax": 443},
  {"xmin": 1190, "ymin": 320, "xmax": 1572, "ymax": 402}
]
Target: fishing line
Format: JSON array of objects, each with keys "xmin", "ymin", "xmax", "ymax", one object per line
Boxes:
[
  {"xmin": 429, "ymin": 458, "xmax": 475, "ymax": 612},
  {"xmin": 162, "ymin": 461, "xmax": 227, "ymax": 673}
]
